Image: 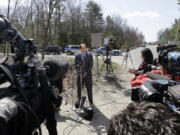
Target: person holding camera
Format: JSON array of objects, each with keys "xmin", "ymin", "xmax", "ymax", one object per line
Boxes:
[
  {"xmin": 129, "ymin": 48, "xmax": 154, "ymax": 76},
  {"xmin": 130, "ymin": 60, "xmax": 180, "ymax": 87},
  {"xmin": 75, "ymin": 44, "xmax": 93, "ymax": 108}
]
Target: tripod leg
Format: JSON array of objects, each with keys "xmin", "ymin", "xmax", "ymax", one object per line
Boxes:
[
  {"xmin": 128, "ymin": 53, "xmax": 134, "ymax": 68},
  {"xmin": 105, "ymin": 62, "xmax": 118, "ymax": 80},
  {"xmin": 121, "ymin": 56, "xmax": 126, "ymax": 68},
  {"xmin": 108, "ymin": 63, "xmax": 113, "ymax": 73},
  {"xmin": 107, "ymin": 63, "xmax": 111, "ymax": 74},
  {"xmin": 96, "ymin": 63, "xmax": 105, "ymax": 81},
  {"xmin": 121, "ymin": 52, "xmax": 128, "ymax": 68},
  {"xmin": 111, "ymin": 63, "xmax": 114, "ymax": 72},
  {"xmin": 106, "ymin": 62, "xmax": 109, "ymax": 72},
  {"xmin": 125, "ymin": 56, "xmax": 128, "ymax": 68}
]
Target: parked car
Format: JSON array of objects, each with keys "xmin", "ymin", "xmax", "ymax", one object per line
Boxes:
[
  {"xmin": 96, "ymin": 47, "xmax": 106, "ymax": 55},
  {"xmin": 64, "ymin": 45, "xmax": 80, "ymax": 55},
  {"xmin": 141, "ymin": 44, "xmax": 146, "ymax": 47},
  {"xmin": 44, "ymin": 45, "xmax": 62, "ymax": 55},
  {"xmin": 111, "ymin": 49, "xmax": 123, "ymax": 55},
  {"xmin": 96, "ymin": 47, "xmax": 122, "ymax": 56}
]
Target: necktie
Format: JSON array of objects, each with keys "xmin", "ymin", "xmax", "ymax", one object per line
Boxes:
[{"xmin": 82, "ymin": 52, "xmax": 86, "ymax": 63}]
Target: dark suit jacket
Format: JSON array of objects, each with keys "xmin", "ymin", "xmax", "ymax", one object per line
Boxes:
[{"xmin": 75, "ymin": 52, "xmax": 93, "ymax": 75}]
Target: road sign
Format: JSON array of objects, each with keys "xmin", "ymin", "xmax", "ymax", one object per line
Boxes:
[
  {"xmin": 91, "ymin": 33, "xmax": 102, "ymax": 47},
  {"xmin": 160, "ymin": 37, "xmax": 167, "ymax": 43}
]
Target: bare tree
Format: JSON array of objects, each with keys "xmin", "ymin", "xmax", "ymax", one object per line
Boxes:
[{"xmin": 0, "ymin": 0, "xmax": 145, "ymax": 52}]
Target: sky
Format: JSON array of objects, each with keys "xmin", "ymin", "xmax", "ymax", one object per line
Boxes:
[
  {"xmin": 93, "ymin": 0, "xmax": 180, "ymax": 42},
  {"xmin": 0, "ymin": 0, "xmax": 180, "ymax": 42}
]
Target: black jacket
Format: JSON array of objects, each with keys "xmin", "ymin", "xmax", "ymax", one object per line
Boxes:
[{"xmin": 75, "ymin": 52, "xmax": 93, "ymax": 75}]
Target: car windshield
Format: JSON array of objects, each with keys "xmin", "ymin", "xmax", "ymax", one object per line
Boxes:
[{"xmin": 99, "ymin": 47, "xmax": 105, "ymax": 50}]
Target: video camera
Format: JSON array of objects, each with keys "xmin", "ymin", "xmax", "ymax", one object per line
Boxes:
[
  {"xmin": 75, "ymin": 63, "xmax": 85, "ymax": 76},
  {"xmin": 131, "ymin": 80, "xmax": 180, "ymax": 112},
  {"xmin": 0, "ymin": 15, "xmax": 36, "ymax": 56},
  {"xmin": 157, "ymin": 44, "xmax": 180, "ymax": 76},
  {"xmin": 0, "ymin": 15, "xmax": 68, "ymax": 108}
]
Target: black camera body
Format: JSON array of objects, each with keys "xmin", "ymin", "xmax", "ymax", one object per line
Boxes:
[
  {"xmin": 157, "ymin": 44, "xmax": 180, "ymax": 76},
  {"xmin": 131, "ymin": 80, "xmax": 170, "ymax": 102},
  {"xmin": 0, "ymin": 16, "xmax": 37, "ymax": 56},
  {"xmin": 131, "ymin": 80, "xmax": 180, "ymax": 112},
  {"xmin": 75, "ymin": 63, "xmax": 86, "ymax": 76},
  {"xmin": 157, "ymin": 44, "xmax": 177, "ymax": 52},
  {"xmin": 80, "ymin": 106, "xmax": 94, "ymax": 121},
  {"xmin": 104, "ymin": 57, "xmax": 111, "ymax": 65}
]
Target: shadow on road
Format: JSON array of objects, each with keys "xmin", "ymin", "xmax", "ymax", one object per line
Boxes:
[
  {"xmin": 54, "ymin": 105, "xmax": 109, "ymax": 135},
  {"xmin": 55, "ymin": 112, "xmax": 82, "ymax": 124},
  {"xmin": 89, "ymin": 105, "xmax": 110, "ymax": 135},
  {"xmin": 106, "ymin": 77, "xmax": 131, "ymax": 97}
]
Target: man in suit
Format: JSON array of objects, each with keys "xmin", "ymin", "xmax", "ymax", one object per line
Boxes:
[{"xmin": 75, "ymin": 44, "xmax": 93, "ymax": 108}]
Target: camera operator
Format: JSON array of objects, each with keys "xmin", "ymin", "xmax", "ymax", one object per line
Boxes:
[
  {"xmin": 130, "ymin": 45, "xmax": 180, "ymax": 87},
  {"xmin": 105, "ymin": 38, "xmax": 112, "ymax": 58},
  {"xmin": 129, "ymin": 48, "xmax": 154, "ymax": 76},
  {"xmin": 75, "ymin": 44, "xmax": 93, "ymax": 108}
]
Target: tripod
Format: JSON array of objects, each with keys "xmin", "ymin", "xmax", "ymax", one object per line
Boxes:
[
  {"xmin": 75, "ymin": 64, "xmax": 87, "ymax": 109},
  {"xmin": 121, "ymin": 49, "xmax": 134, "ymax": 69},
  {"xmin": 96, "ymin": 52, "xmax": 115, "ymax": 80}
]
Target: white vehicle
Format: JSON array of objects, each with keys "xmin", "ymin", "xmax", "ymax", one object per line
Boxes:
[{"xmin": 64, "ymin": 45, "xmax": 80, "ymax": 55}]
